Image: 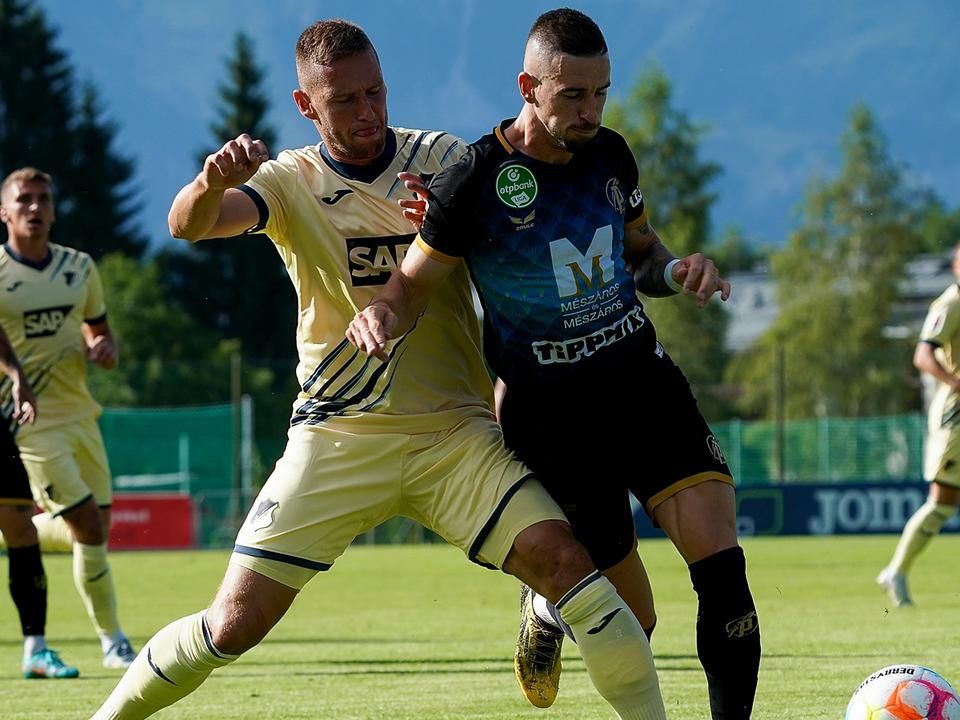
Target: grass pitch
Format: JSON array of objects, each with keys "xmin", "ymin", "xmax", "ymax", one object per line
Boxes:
[{"xmin": 1, "ymin": 534, "xmax": 958, "ymax": 719}]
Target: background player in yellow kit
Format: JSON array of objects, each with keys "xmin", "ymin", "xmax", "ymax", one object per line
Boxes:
[
  {"xmin": 878, "ymin": 239, "xmax": 960, "ymax": 606},
  {"xmin": 0, "ymin": 167, "xmax": 136, "ymax": 669},
  {"xmin": 89, "ymin": 19, "xmax": 666, "ymax": 720},
  {"xmin": 0, "ymin": 321, "xmax": 79, "ymax": 678}
]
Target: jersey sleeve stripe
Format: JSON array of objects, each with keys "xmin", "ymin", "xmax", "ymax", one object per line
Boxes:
[
  {"xmin": 415, "ymin": 235, "xmax": 460, "ymax": 265},
  {"xmin": 236, "ymin": 184, "xmax": 269, "ymax": 234},
  {"xmin": 422, "ymin": 132, "xmax": 448, "ymax": 160},
  {"xmin": 386, "ymin": 131, "xmax": 429, "ymax": 197},
  {"xmin": 48, "ymin": 250, "xmax": 70, "ymax": 282},
  {"xmin": 439, "ymin": 140, "xmax": 461, "ymax": 166},
  {"xmin": 84, "ymin": 312, "xmax": 107, "ymax": 325}
]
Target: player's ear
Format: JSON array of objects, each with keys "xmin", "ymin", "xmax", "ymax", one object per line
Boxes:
[
  {"xmin": 293, "ymin": 89, "xmax": 317, "ymax": 120},
  {"xmin": 518, "ymin": 72, "xmax": 538, "ymax": 104}
]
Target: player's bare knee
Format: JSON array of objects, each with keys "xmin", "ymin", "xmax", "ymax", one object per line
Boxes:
[
  {"xmin": 511, "ymin": 519, "xmax": 594, "ymax": 599},
  {"xmin": 63, "ymin": 499, "xmax": 106, "ymax": 545},
  {"xmin": 205, "ymin": 598, "xmax": 267, "ymax": 655}
]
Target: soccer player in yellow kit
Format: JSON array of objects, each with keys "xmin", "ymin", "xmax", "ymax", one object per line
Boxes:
[
  {"xmin": 0, "ymin": 167, "xmax": 136, "ymax": 669},
  {"xmin": 878, "ymin": 240, "xmax": 960, "ymax": 606},
  {"xmin": 0, "ymin": 321, "xmax": 79, "ymax": 678},
  {"xmin": 89, "ymin": 19, "xmax": 666, "ymax": 720}
]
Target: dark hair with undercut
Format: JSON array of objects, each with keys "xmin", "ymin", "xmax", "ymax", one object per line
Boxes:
[
  {"xmin": 295, "ymin": 19, "xmax": 378, "ymax": 89},
  {"xmin": 527, "ymin": 7, "xmax": 607, "ymax": 57}
]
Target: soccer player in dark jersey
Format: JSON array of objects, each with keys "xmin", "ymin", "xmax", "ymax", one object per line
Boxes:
[
  {"xmin": 0, "ymin": 323, "xmax": 78, "ymax": 679},
  {"xmin": 348, "ymin": 8, "xmax": 761, "ymax": 719},
  {"xmin": 90, "ymin": 19, "xmax": 667, "ymax": 720}
]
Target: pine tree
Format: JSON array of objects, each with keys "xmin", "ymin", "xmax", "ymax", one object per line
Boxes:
[
  {"xmin": 157, "ymin": 32, "xmax": 295, "ymax": 370},
  {"xmin": 0, "ymin": 0, "xmax": 145, "ymax": 258},
  {"xmin": 65, "ymin": 83, "xmax": 146, "ymax": 257}
]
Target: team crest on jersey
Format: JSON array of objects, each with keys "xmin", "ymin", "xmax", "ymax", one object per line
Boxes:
[
  {"xmin": 706, "ymin": 435, "xmax": 726, "ymax": 464},
  {"xmin": 496, "ymin": 165, "xmax": 537, "ymax": 209},
  {"xmin": 23, "ymin": 304, "xmax": 73, "ymax": 338},
  {"xmin": 606, "ymin": 178, "xmax": 625, "ymax": 214},
  {"xmin": 346, "ymin": 233, "xmax": 415, "ymax": 287},
  {"xmin": 248, "ymin": 498, "xmax": 279, "ymax": 531}
]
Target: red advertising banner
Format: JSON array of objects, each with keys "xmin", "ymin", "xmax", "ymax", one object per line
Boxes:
[{"xmin": 109, "ymin": 493, "xmax": 195, "ymax": 549}]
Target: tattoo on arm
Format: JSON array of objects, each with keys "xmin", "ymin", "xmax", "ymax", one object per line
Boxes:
[{"xmin": 628, "ymin": 223, "xmax": 677, "ymax": 297}]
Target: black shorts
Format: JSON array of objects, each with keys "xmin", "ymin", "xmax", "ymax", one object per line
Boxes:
[
  {"xmin": 0, "ymin": 422, "xmax": 33, "ymax": 506},
  {"xmin": 500, "ymin": 344, "xmax": 732, "ymax": 570}
]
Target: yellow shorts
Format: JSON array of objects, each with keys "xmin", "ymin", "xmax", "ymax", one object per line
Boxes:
[
  {"xmin": 924, "ymin": 389, "xmax": 960, "ymax": 487},
  {"xmin": 231, "ymin": 414, "xmax": 566, "ymax": 590},
  {"xmin": 17, "ymin": 417, "xmax": 112, "ymax": 515}
]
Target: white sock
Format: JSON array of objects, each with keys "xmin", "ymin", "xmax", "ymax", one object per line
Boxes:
[
  {"xmin": 890, "ymin": 500, "xmax": 955, "ymax": 574},
  {"xmin": 23, "ymin": 635, "xmax": 46, "ymax": 658},
  {"xmin": 556, "ymin": 572, "xmax": 665, "ymax": 720},
  {"xmin": 73, "ymin": 542, "xmax": 123, "ymax": 642},
  {"xmin": 533, "ymin": 591, "xmax": 557, "ymax": 626},
  {"xmin": 91, "ymin": 612, "xmax": 239, "ymax": 720}
]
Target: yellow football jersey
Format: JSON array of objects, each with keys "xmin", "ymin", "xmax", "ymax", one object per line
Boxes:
[
  {"xmin": 242, "ymin": 128, "xmax": 494, "ymax": 433},
  {"xmin": 0, "ymin": 242, "xmax": 105, "ymax": 433},
  {"xmin": 920, "ymin": 283, "xmax": 960, "ymax": 378}
]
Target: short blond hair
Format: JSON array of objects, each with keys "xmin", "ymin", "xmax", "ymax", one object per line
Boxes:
[{"xmin": 1, "ymin": 167, "xmax": 52, "ymax": 201}]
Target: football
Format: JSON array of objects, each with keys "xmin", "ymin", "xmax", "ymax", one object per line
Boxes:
[{"xmin": 844, "ymin": 664, "xmax": 960, "ymax": 720}]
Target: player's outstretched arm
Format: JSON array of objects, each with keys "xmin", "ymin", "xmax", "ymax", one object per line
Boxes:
[
  {"xmin": 346, "ymin": 241, "xmax": 455, "ymax": 362},
  {"xmin": 168, "ymin": 134, "xmax": 269, "ymax": 242},
  {"xmin": 624, "ymin": 219, "xmax": 731, "ymax": 307}
]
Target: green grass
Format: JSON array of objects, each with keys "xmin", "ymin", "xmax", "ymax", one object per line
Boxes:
[{"xmin": 1, "ymin": 535, "xmax": 958, "ymax": 719}]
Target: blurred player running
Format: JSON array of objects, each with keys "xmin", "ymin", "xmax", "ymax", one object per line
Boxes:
[{"xmin": 878, "ymin": 240, "xmax": 960, "ymax": 606}]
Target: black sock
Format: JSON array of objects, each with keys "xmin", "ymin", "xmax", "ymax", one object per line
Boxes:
[
  {"xmin": 8, "ymin": 544, "xmax": 47, "ymax": 638},
  {"xmin": 689, "ymin": 546, "xmax": 760, "ymax": 720}
]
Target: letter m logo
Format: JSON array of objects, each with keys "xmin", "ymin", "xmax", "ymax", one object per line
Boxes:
[{"xmin": 549, "ymin": 225, "xmax": 614, "ymax": 298}]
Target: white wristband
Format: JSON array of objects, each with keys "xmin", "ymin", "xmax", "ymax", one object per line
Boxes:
[{"xmin": 663, "ymin": 259, "xmax": 683, "ymax": 293}]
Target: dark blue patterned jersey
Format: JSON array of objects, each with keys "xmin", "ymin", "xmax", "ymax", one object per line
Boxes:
[{"xmin": 417, "ymin": 120, "xmax": 658, "ymax": 388}]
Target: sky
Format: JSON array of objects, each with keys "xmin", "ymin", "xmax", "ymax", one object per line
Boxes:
[{"xmin": 34, "ymin": 0, "xmax": 960, "ymax": 251}]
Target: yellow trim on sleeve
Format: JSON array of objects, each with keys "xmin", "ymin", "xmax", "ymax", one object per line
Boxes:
[
  {"xmin": 415, "ymin": 235, "xmax": 460, "ymax": 266},
  {"xmin": 625, "ymin": 209, "xmax": 649, "ymax": 229}
]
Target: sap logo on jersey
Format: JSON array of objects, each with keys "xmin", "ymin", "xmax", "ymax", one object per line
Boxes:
[
  {"xmin": 346, "ymin": 234, "xmax": 415, "ymax": 287},
  {"xmin": 24, "ymin": 304, "xmax": 73, "ymax": 338}
]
